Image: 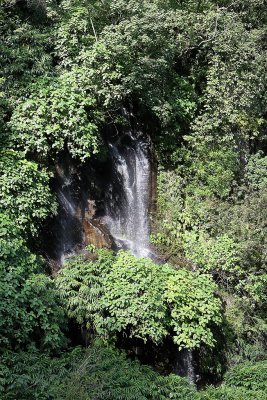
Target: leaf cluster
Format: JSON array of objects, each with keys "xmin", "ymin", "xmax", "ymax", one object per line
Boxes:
[
  {"xmin": 0, "ymin": 150, "xmax": 57, "ymax": 236},
  {"xmin": 0, "ymin": 213, "xmax": 66, "ymax": 353},
  {"xmin": 56, "ymin": 250, "xmax": 222, "ymax": 350}
]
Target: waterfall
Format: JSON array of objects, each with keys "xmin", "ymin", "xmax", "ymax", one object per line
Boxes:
[
  {"xmin": 174, "ymin": 349, "xmax": 195, "ymax": 385},
  {"xmin": 103, "ymin": 108, "xmax": 154, "ymax": 258},
  {"xmin": 104, "ymin": 129, "xmax": 153, "ymax": 258},
  {"xmin": 50, "ymin": 110, "xmax": 195, "ymax": 382}
]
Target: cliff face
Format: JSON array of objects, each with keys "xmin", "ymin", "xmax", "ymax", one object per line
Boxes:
[
  {"xmin": 43, "ymin": 157, "xmax": 111, "ymax": 269},
  {"xmin": 83, "ymin": 199, "xmax": 113, "ymax": 249},
  {"xmin": 44, "ymin": 125, "xmax": 157, "ymax": 268}
]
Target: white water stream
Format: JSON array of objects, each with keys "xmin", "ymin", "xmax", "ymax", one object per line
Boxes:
[
  {"xmin": 104, "ymin": 130, "xmax": 153, "ymax": 258},
  {"xmin": 56, "ymin": 174, "xmax": 81, "ymax": 264}
]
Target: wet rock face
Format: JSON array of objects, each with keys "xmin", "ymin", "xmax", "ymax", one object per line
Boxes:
[
  {"xmin": 83, "ymin": 219, "xmax": 113, "ymax": 249},
  {"xmin": 44, "ymin": 151, "xmax": 114, "ymax": 268},
  {"xmin": 83, "ymin": 200, "xmax": 113, "ymax": 249},
  {"xmin": 42, "ymin": 153, "xmax": 83, "ymax": 267}
]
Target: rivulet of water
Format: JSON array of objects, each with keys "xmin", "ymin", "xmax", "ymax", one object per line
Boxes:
[
  {"xmin": 56, "ymin": 173, "xmax": 81, "ymax": 264},
  {"xmin": 174, "ymin": 349, "xmax": 195, "ymax": 385}
]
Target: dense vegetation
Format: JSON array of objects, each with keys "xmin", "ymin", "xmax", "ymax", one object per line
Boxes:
[{"xmin": 0, "ymin": 0, "xmax": 266, "ymax": 398}]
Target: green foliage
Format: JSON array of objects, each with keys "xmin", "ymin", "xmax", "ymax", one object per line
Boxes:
[
  {"xmin": 56, "ymin": 250, "xmax": 222, "ymax": 349},
  {"xmin": 184, "ymin": 231, "xmax": 241, "ymax": 284},
  {"xmin": 190, "ymin": 20, "xmax": 266, "ymax": 150},
  {"xmin": 54, "ymin": 249, "xmax": 113, "ymax": 330},
  {"xmin": 217, "ymin": 190, "xmax": 267, "ymax": 303},
  {"xmin": 54, "ymin": 0, "xmax": 109, "ymax": 67},
  {"xmin": 223, "ymin": 294, "xmax": 267, "ymax": 365},
  {"xmin": 97, "ymin": 252, "xmax": 171, "ymax": 343},
  {"xmin": 187, "ymin": 148, "xmax": 238, "ymax": 199},
  {"xmin": 0, "ymin": 342, "xmax": 198, "ymax": 400},
  {"xmin": 0, "ymin": 213, "xmax": 66, "ymax": 352},
  {"xmin": 224, "ymin": 360, "xmax": 267, "ymax": 391},
  {"xmin": 150, "ymin": 168, "xmax": 185, "ymax": 260},
  {"xmin": 245, "ymin": 152, "xmax": 267, "ymax": 191},
  {"xmin": 1, "ymin": 0, "xmax": 267, "ymax": 392},
  {"xmin": 204, "ymin": 360, "xmax": 267, "ymax": 398},
  {"xmin": 0, "ymin": 347, "xmax": 81, "ymax": 400},
  {"xmin": 154, "ymin": 170, "xmax": 267, "ymax": 365},
  {"xmin": 60, "ymin": 341, "xmax": 198, "ymax": 400},
  {"xmin": 0, "ymin": 150, "xmax": 57, "ymax": 236},
  {"xmin": 0, "ymin": 3, "xmax": 54, "ymax": 100},
  {"xmin": 165, "ymin": 269, "xmax": 221, "ymax": 348},
  {"xmin": 10, "ymin": 68, "xmax": 103, "ymax": 162},
  {"xmin": 1, "ymin": 343, "xmax": 265, "ymax": 400},
  {"xmin": 200, "ymin": 386, "xmax": 267, "ymax": 400},
  {"xmin": 54, "ymin": 0, "xmax": 197, "ymax": 132}
]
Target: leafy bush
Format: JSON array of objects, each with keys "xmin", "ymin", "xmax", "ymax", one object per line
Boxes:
[
  {"xmin": 0, "ymin": 342, "xmax": 198, "ymax": 400},
  {"xmin": 1, "ymin": 342, "xmax": 266, "ymax": 400},
  {"xmin": 224, "ymin": 360, "xmax": 267, "ymax": 391},
  {"xmin": 0, "ymin": 150, "xmax": 57, "ymax": 236},
  {"xmin": 0, "ymin": 4, "xmax": 54, "ymax": 98},
  {"xmin": 245, "ymin": 152, "xmax": 267, "ymax": 191},
  {"xmin": 200, "ymin": 386, "xmax": 266, "ymax": 400},
  {"xmin": 0, "ymin": 213, "xmax": 66, "ymax": 352},
  {"xmin": 0, "ymin": 348, "xmax": 81, "ymax": 400},
  {"xmin": 54, "ymin": 249, "xmax": 113, "ymax": 330},
  {"xmin": 56, "ymin": 250, "xmax": 222, "ymax": 349},
  {"xmin": 183, "ymin": 231, "xmax": 241, "ymax": 285},
  {"xmin": 187, "ymin": 148, "xmax": 238, "ymax": 199},
  {"xmin": 97, "ymin": 252, "xmax": 171, "ymax": 343},
  {"xmin": 201, "ymin": 361, "xmax": 267, "ymax": 399},
  {"xmin": 165, "ymin": 269, "xmax": 221, "ymax": 349},
  {"xmin": 150, "ymin": 169, "xmax": 185, "ymax": 259},
  {"xmin": 61, "ymin": 341, "xmax": 199, "ymax": 400}
]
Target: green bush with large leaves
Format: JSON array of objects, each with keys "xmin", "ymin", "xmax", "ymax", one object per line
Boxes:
[{"xmin": 56, "ymin": 250, "xmax": 222, "ymax": 349}]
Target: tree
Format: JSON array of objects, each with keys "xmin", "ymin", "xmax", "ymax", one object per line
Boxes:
[{"xmin": 10, "ymin": 68, "xmax": 103, "ymax": 162}]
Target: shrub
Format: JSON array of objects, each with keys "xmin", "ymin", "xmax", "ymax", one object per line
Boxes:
[
  {"xmin": 200, "ymin": 386, "xmax": 266, "ymax": 400},
  {"xmin": 61, "ymin": 341, "xmax": 198, "ymax": 400},
  {"xmin": 0, "ymin": 150, "xmax": 57, "ymax": 236},
  {"xmin": 0, "ymin": 342, "xmax": 198, "ymax": 400},
  {"xmin": 0, "ymin": 348, "xmax": 80, "ymax": 400},
  {"xmin": 224, "ymin": 360, "xmax": 267, "ymax": 391},
  {"xmin": 10, "ymin": 68, "xmax": 103, "ymax": 162},
  {"xmin": 56, "ymin": 250, "xmax": 222, "ymax": 349},
  {"xmin": 0, "ymin": 213, "xmax": 66, "ymax": 352}
]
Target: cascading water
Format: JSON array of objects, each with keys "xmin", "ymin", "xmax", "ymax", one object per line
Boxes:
[
  {"xmin": 174, "ymin": 348, "xmax": 195, "ymax": 385},
  {"xmin": 55, "ymin": 171, "xmax": 82, "ymax": 264},
  {"xmin": 104, "ymin": 129, "xmax": 152, "ymax": 258}
]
